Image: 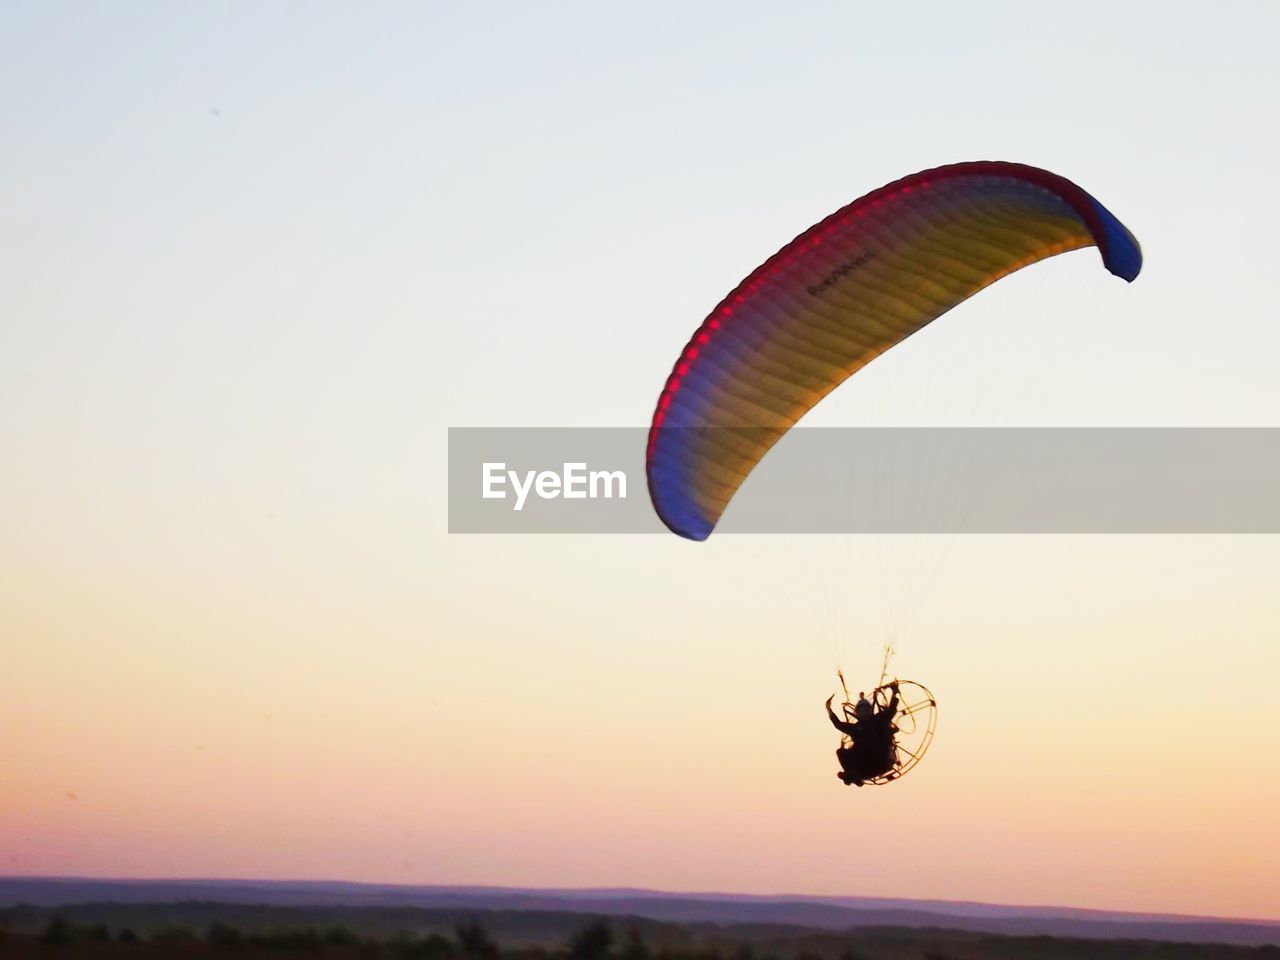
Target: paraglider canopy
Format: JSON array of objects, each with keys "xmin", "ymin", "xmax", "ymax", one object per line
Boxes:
[{"xmin": 646, "ymin": 161, "xmax": 1142, "ymax": 541}]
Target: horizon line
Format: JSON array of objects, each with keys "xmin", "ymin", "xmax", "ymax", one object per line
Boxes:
[{"xmin": 3, "ymin": 874, "xmax": 1277, "ymax": 928}]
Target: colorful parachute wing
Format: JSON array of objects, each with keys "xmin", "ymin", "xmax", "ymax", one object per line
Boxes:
[{"xmin": 645, "ymin": 161, "xmax": 1142, "ymax": 540}]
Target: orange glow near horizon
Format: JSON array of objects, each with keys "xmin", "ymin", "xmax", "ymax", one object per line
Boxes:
[{"xmin": 4, "ymin": 531, "xmax": 1279, "ymax": 920}]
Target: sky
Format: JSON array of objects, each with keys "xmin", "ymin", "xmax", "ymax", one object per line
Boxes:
[{"xmin": 2, "ymin": 0, "xmax": 1279, "ymax": 922}]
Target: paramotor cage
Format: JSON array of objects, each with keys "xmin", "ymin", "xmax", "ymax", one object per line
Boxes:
[{"xmin": 839, "ymin": 679, "xmax": 937, "ymax": 785}]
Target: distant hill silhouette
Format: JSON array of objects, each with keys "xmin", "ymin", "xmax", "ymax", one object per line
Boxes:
[{"xmin": 1, "ymin": 879, "xmax": 1276, "ymax": 947}]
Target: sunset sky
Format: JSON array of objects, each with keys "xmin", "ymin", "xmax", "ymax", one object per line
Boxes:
[{"xmin": 3, "ymin": 1, "xmax": 1278, "ymax": 922}]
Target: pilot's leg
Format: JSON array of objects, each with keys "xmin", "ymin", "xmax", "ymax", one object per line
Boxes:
[{"xmin": 835, "ymin": 746, "xmax": 863, "ymax": 787}]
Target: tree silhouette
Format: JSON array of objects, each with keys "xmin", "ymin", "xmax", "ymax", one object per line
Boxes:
[
  {"xmin": 207, "ymin": 922, "xmax": 244, "ymax": 947},
  {"xmin": 622, "ymin": 925, "xmax": 651, "ymax": 960},
  {"xmin": 457, "ymin": 919, "xmax": 500, "ymax": 959},
  {"xmin": 568, "ymin": 920, "xmax": 614, "ymax": 960},
  {"xmin": 40, "ymin": 914, "xmax": 72, "ymax": 945}
]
